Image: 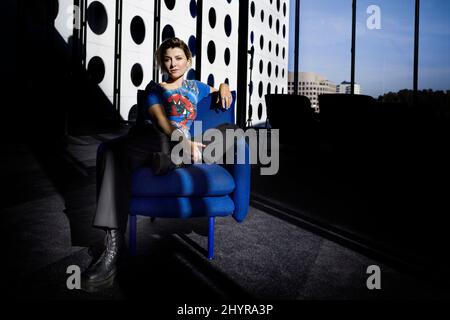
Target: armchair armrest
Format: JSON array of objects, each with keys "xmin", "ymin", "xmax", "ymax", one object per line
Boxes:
[{"xmin": 222, "ymin": 137, "xmax": 251, "ymax": 222}]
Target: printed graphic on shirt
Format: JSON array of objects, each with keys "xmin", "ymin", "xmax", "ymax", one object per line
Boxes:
[
  {"xmin": 144, "ymin": 80, "xmax": 211, "ymax": 137},
  {"xmin": 167, "ymin": 93, "xmax": 196, "ymax": 132}
]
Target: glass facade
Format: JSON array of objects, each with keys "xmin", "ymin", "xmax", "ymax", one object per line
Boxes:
[{"xmin": 355, "ymin": 0, "xmax": 415, "ymax": 99}]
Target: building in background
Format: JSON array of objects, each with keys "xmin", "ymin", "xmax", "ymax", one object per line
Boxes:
[
  {"xmin": 336, "ymin": 81, "xmax": 361, "ymax": 94},
  {"xmin": 288, "ymin": 73, "xmax": 363, "ymax": 112},
  {"xmin": 288, "ymin": 71, "xmax": 336, "ymax": 112}
]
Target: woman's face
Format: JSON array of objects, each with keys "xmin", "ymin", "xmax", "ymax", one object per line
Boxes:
[{"xmin": 163, "ymin": 47, "xmax": 191, "ymax": 80}]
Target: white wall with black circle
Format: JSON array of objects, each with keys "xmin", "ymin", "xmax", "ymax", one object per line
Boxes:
[
  {"xmin": 120, "ymin": 0, "xmax": 155, "ymax": 121},
  {"xmin": 201, "ymin": 0, "xmax": 239, "ymax": 109},
  {"xmin": 85, "ymin": 0, "xmax": 116, "ymax": 104},
  {"xmin": 247, "ymin": 0, "xmax": 289, "ymax": 127},
  {"xmin": 160, "ymin": 0, "xmax": 197, "ymax": 81},
  {"xmin": 79, "ymin": 0, "xmax": 290, "ymax": 128}
]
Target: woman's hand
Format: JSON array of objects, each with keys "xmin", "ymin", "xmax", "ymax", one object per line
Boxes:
[
  {"xmin": 216, "ymin": 83, "xmax": 233, "ymax": 109},
  {"xmin": 182, "ymin": 139, "xmax": 206, "ymax": 163}
]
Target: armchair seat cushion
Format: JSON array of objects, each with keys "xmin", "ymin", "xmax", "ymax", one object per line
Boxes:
[
  {"xmin": 130, "ymin": 195, "xmax": 235, "ymax": 218},
  {"xmin": 131, "ymin": 163, "xmax": 236, "ymax": 197}
]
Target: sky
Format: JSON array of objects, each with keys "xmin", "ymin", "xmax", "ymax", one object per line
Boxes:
[{"xmin": 288, "ymin": 0, "xmax": 450, "ymax": 98}]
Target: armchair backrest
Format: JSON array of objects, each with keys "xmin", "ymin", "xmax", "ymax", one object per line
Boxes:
[{"xmin": 189, "ymin": 91, "xmax": 236, "ymax": 136}]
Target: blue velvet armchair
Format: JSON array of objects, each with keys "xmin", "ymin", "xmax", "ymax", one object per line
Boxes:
[{"xmin": 128, "ymin": 90, "xmax": 251, "ymax": 259}]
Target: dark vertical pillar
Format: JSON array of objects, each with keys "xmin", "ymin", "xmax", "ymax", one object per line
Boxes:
[
  {"xmin": 82, "ymin": 0, "xmax": 87, "ymax": 68},
  {"xmin": 237, "ymin": 0, "xmax": 249, "ymax": 128},
  {"xmin": 153, "ymin": 0, "xmax": 161, "ymax": 82},
  {"xmin": 195, "ymin": 0, "xmax": 203, "ymax": 80},
  {"xmin": 351, "ymin": 0, "xmax": 356, "ymax": 95},
  {"xmin": 293, "ymin": 0, "xmax": 300, "ymax": 95},
  {"xmin": 113, "ymin": 0, "xmax": 123, "ymax": 114},
  {"xmin": 413, "ymin": 0, "xmax": 420, "ymax": 106}
]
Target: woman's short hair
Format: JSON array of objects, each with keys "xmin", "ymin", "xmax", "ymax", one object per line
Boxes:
[{"xmin": 155, "ymin": 37, "xmax": 192, "ymax": 74}]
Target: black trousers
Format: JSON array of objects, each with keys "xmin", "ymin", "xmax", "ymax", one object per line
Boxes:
[{"xmin": 92, "ymin": 123, "xmax": 240, "ymax": 234}]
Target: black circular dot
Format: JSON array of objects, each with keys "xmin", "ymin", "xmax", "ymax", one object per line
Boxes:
[
  {"xmin": 207, "ymin": 41, "xmax": 216, "ymax": 64},
  {"xmin": 268, "ymin": 40, "xmax": 272, "ymax": 52},
  {"xmin": 260, "ymin": 10, "xmax": 264, "ymax": 22},
  {"xmin": 258, "ymin": 103, "xmax": 263, "ymax": 120},
  {"xmin": 226, "ymin": 0, "xmax": 232, "ymax": 3},
  {"xmin": 267, "ymin": 83, "xmax": 271, "ymax": 94},
  {"xmin": 130, "ymin": 16, "xmax": 145, "ymax": 45},
  {"xmin": 260, "ymin": 35, "xmax": 264, "ymax": 50},
  {"xmin": 164, "ymin": 0, "xmax": 176, "ymax": 10},
  {"xmin": 270, "ymin": 0, "xmax": 273, "ymax": 4},
  {"xmin": 162, "ymin": 24, "xmax": 175, "ymax": 41},
  {"xmin": 258, "ymin": 81, "xmax": 263, "ymax": 98},
  {"xmin": 224, "ymin": 15, "xmax": 232, "ymax": 37},
  {"xmin": 87, "ymin": 1, "xmax": 108, "ymax": 35},
  {"xmin": 207, "ymin": 74, "xmax": 215, "ymax": 87},
  {"xmin": 224, "ymin": 78, "xmax": 230, "ymax": 85},
  {"xmin": 276, "ymin": 44, "xmax": 279, "ymax": 57},
  {"xmin": 248, "ymin": 104, "xmax": 253, "ymax": 119},
  {"xmin": 131, "ymin": 63, "xmax": 143, "ymax": 87},
  {"xmin": 188, "ymin": 35, "xmax": 196, "ymax": 57},
  {"xmin": 259, "ymin": 60, "xmax": 264, "ymax": 74},
  {"xmin": 187, "ymin": 68, "xmax": 196, "ymax": 80},
  {"xmin": 282, "ymin": 68, "xmax": 285, "ymax": 78},
  {"xmin": 249, "ymin": 81, "xmax": 253, "ymax": 95},
  {"xmin": 282, "ymin": 47, "xmax": 285, "ymax": 59},
  {"xmin": 277, "ymin": 0, "xmax": 281, "ymax": 11},
  {"xmin": 275, "ymin": 65, "xmax": 279, "ymax": 77},
  {"xmin": 269, "ymin": 15, "xmax": 273, "ymax": 29},
  {"xmin": 209, "ymin": 7, "xmax": 216, "ymax": 29},
  {"xmin": 283, "ymin": 24, "xmax": 286, "ymax": 38},
  {"xmin": 283, "ymin": 2, "xmax": 287, "ymax": 16},
  {"xmin": 189, "ymin": 0, "xmax": 197, "ymax": 18},
  {"xmin": 224, "ymin": 48, "xmax": 231, "ymax": 66},
  {"xmin": 276, "ymin": 19, "xmax": 280, "ymax": 34},
  {"xmin": 250, "ymin": 2, "xmax": 255, "ymax": 17},
  {"xmin": 87, "ymin": 56, "xmax": 105, "ymax": 84},
  {"xmin": 250, "ymin": 31, "xmax": 254, "ymax": 44},
  {"xmin": 267, "ymin": 62, "xmax": 272, "ymax": 77}
]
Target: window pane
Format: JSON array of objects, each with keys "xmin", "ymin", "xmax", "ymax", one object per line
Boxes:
[
  {"xmin": 356, "ymin": 0, "xmax": 415, "ymax": 99},
  {"xmin": 419, "ymin": 0, "xmax": 450, "ymax": 92},
  {"xmin": 289, "ymin": 0, "xmax": 352, "ymax": 111}
]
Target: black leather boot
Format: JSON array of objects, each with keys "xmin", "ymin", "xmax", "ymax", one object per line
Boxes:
[{"xmin": 81, "ymin": 229, "xmax": 123, "ymax": 292}]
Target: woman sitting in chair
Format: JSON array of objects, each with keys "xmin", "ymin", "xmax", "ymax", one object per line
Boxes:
[{"xmin": 81, "ymin": 37, "xmax": 233, "ymax": 291}]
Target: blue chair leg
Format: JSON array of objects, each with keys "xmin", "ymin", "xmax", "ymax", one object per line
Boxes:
[
  {"xmin": 129, "ymin": 215, "xmax": 137, "ymax": 256},
  {"xmin": 208, "ymin": 216, "xmax": 215, "ymax": 260}
]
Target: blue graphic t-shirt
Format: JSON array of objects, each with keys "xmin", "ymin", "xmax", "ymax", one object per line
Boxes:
[{"xmin": 144, "ymin": 79, "xmax": 211, "ymax": 138}]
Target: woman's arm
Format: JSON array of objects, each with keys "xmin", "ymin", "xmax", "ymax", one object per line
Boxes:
[
  {"xmin": 147, "ymin": 103, "xmax": 177, "ymax": 137},
  {"xmin": 147, "ymin": 104, "xmax": 205, "ymax": 162}
]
